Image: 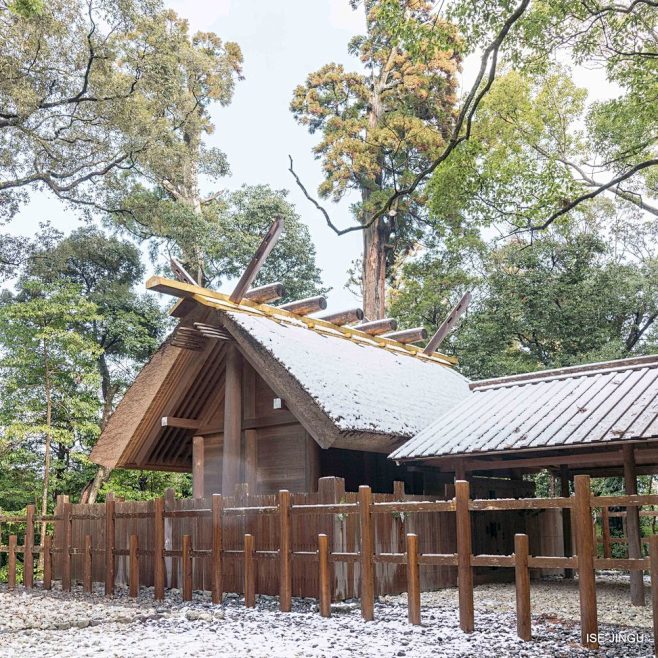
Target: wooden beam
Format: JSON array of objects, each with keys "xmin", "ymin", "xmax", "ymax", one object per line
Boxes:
[
  {"xmin": 192, "ymin": 436, "xmax": 205, "ymax": 498},
  {"xmin": 244, "ymin": 282, "xmax": 285, "ymax": 304},
  {"xmin": 222, "ymin": 345, "xmax": 242, "ymax": 496},
  {"xmin": 382, "ymin": 327, "xmax": 427, "ymax": 344},
  {"xmin": 278, "ymin": 295, "xmax": 327, "ymax": 315},
  {"xmin": 170, "ymin": 257, "xmax": 198, "ymax": 285},
  {"xmin": 318, "ymin": 308, "xmax": 364, "ymax": 326},
  {"xmin": 623, "ymin": 444, "xmax": 646, "ymax": 606},
  {"xmin": 353, "ymin": 318, "xmax": 397, "ymax": 335},
  {"xmin": 161, "ymin": 417, "xmax": 201, "ymax": 430},
  {"xmin": 193, "ymin": 323, "xmax": 231, "ymax": 340},
  {"xmin": 229, "ymin": 217, "xmax": 284, "ymax": 303},
  {"xmin": 423, "ymin": 291, "xmax": 471, "ymax": 354}
]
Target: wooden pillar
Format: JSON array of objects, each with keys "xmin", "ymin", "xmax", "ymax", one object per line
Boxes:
[
  {"xmin": 623, "ymin": 444, "xmax": 646, "ymax": 606},
  {"xmin": 406, "ymin": 533, "xmax": 421, "ymax": 625},
  {"xmin": 359, "ymin": 485, "xmax": 375, "ymax": 621},
  {"xmin": 318, "ymin": 533, "xmax": 331, "ymax": 617},
  {"xmin": 455, "ymin": 460, "xmax": 466, "ymax": 482},
  {"xmin": 192, "ymin": 436, "xmax": 205, "ymax": 499},
  {"xmin": 455, "ymin": 480, "xmax": 474, "ymax": 633},
  {"xmin": 514, "ymin": 533, "xmax": 531, "ymax": 641},
  {"xmin": 244, "ymin": 430, "xmax": 258, "ymax": 494},
  {"xmin": 560, "ymin": 465, "xmax": 573, "ymax": 579},
  {"xmin": 24, "ymin": 504, "xmax": 35, "ymax": 589},
  {"xmin": 222, "ymin": 345, "xmax": 242, "ymax": 497},
  {"xmin": 279, "ymin": 490, "xmax": 292, "ymax": 612}
]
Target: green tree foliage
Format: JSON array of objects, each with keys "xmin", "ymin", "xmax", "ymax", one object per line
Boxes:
[
  {"xmin": 118, "ymin": 184, "xmax": 328, "ymax": 300},
  {"xmin": 0, "ymin": 279, "xmax": 101, "ymax": 515},
  {"xmin": 290, "ymin": 0, "xmax": 460, "ymax": 318},
  {"xmin": 0, "ymin": 0, "xmax": 242, "ymax": 230}
]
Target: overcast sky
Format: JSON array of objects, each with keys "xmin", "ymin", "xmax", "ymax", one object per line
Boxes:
[{"xmin": 8, "ymin": 0, "xmax": 616, "ymax": 311}]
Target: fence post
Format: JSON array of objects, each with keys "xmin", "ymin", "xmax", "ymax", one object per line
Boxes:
[
  {"xmin": 211, "ymin": 494, "xmax": 223, "ymax": 604},
  {"xmin": 24, "ymin": 504, "xmax": 35, "ymax": 589},
  {"xmin": 601, "ymin": 506, "xmax": 611, "ymax": 559},
  {"xmin": 574, "ymin": 474, "xmax": 598, "ymax": 649},
  {"xmin": 153, "ymin": 497, "xmax": 165, "ymax": 600},
  {"xmin": 359, "ymin": 485, "xmax": 375, "ymax": 621},
  {"xmin": 244, "ymin": 533, "xmax": 255, "ymax": 608},
  {"xmin": 43, "ymin": 535, "xmax": 52, "ymax": 590},
  {"xmin": 8, "ymin": 535, "xmax": 16, "ymax": 589},
  {"xmin": 83, "ymin": 534, "xmax": 92, "ymax": 593},
  {"xmin": 104, "ymin": 495, "xmax": 115, "ymax": 596},
  {"xmin": 318, "ymin": 533, "xmax": 331, "ymax": 618},
  {"xmin": 129, "ymin": 534, "xmax": 139, "ymax": 598},
  {"xmin": 406, "ymin": 533, "xmax": 421, "ymax": 626},
  {"xmin": 278, "ymin": 490, "xmax": 291, "ymax": 612},
  {"xmin": 62, "ymin": 502, "xmax": 72, "ymax": 592},
  {"xmin": 514, "ymin": 533, "xmax": 531, "ymax": 641},
  {"xmin": 182, "ymin": 534, "xmax": 192, "ymax": 601},
  {"xmin": 455, "ymin": 480, "xmax": 474, "ymax": 633},
  {"xmin": 649, "ymin": 535, "xmax": 658, "ymax": 657}
]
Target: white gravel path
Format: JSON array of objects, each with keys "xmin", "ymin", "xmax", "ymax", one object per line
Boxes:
[{"xmin": 0, "ymin": 576, "xmax": 653, "ymax": 657}]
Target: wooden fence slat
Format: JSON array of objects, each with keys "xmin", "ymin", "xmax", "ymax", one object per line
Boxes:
[
  {"xmin": 105, "ymin": 496, "xmax": 115, "ymax": 596},
  {"xmin": 129, "ymin": 534, "xmax": 139, "ymax": 598},
  {"xmin": 211, "ymin": 494, "xmax": 223, "ymax": 604},
  {"xmin": 279, "ymin": 490, "xmax": 291, "ymax": 612},
  {"xmin": 153, "ymin": 497, "xmax": 165, "ymax": 600},
  {"xmin": 84, "ymin": 534, "xmax": 92, "ymax": 593},
  {"xmin": 182, "ymin": 534, "xmax": 193, "ymax": 601},
  {"xmin": 24, "ymin": 504, "xmax": 35, "ymax": 589},
  {"xmin": 62, "ymin": 503, "xmax": 72, "ymax": 592},
  {"xmin": 244, "ymin": 533, "xmax": 255, "ymax": 608},
  {"xmin": 43, "ymin": 534, "xmax": 52, "ymax": 590},
  {"xmin": 8, "ymin": 535, "xmax": 16, "ymax": 589},
  {"xmin": 318, "ymin": 534, "xmax": 331, "ymax": 618},
  {"xmin": 359, "ymin": 485, "xmax": 375, "ymax": 621},
  {"xmin": 575, "ymin": 475, "xmax": 598, "ymax": 649},
  {"xmin": 514, "ymin": 534, "xmax": 531, "ymax": 641},
  {"xmin": 455, "ymin": 480, "xmax": 474, "ymax": 633},
  {"xmin": 406, "ymin": 533, "xmax": 420, "ymax": 626}
]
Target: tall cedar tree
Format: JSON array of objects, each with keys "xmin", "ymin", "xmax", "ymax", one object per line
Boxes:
[{"xmin": 291, "ymin": 0, "xmax": 459, "ymax": 319}]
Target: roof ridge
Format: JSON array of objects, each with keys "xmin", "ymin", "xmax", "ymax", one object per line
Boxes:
[
  {"xmin": 147, "ymin": 276, "xmax": 458, "ymax": 367},
  {"xmin": 471, "ymin": 354, "xmax": 658, "ymax": 390}
]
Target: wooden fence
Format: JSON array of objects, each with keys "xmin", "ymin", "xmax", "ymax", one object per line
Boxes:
[{"xmin": 1, "ymin": 474, "xmax": 657, "ymax": 653}]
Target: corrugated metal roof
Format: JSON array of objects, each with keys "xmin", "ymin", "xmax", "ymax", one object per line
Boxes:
[
  {"xmin": 225, "ymin": 311, "xmax": 471, "ymax": 439},
  {"xmin": 390, "ymin": 355, "xmax": 658, "ymax": 460}
]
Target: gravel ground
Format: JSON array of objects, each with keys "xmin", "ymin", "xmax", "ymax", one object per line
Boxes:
[{"xmin": 0, "ymin": 575, "xmax": 654, "ymax": 657}]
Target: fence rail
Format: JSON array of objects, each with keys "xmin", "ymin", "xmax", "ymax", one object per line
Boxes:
[{"xmin": 1, "ymin": 474, "xmax": 657, "ymax": 653}]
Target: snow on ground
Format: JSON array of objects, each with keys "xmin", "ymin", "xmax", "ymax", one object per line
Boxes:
[{"xmin": 0, "ymin": 576, "xmax": 653, "ymax": 657}]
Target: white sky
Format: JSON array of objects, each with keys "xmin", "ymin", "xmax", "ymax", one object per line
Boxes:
[{"xmin": 6, "ymin": 0, "xmax": 618, "ymax": 311}]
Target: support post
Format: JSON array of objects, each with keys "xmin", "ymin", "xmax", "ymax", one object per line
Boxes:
[
  {"xmin": 192, "ymin": 436, "xmax": 205, "ymax": 499},
  {"xmin": 560, "ymin": 465, "xmax": 573, "ymax": 579},
  {"xmin": 8, "ymin": 535, "xmax": 16, "ymax": 589},
  {"xmin": 279, "ymin": 490, "xmax": 292, "ymax": 612},
  {"xmin": 455, "ymin": 480, "xmax": 474, "ymax": 633},
  {"xmin": 129, "ymin": 534, "xmax": 139, "ymax": 598},
  {"xmin": 43, "ymin": 535, "xmax": 52, "ymax": 590},
  {"xmin": 244, "ymin": 429, "xmax": 258, "ymax": 495},
  {"xmin": 211, "ymin": 494, "xmax": 223, "ymax": 604},
  {"xmin": 153, "ymin": 497, "xmax": 165, "ymax": 600},
  {"xmin": 623, "ymin": 444, "xmax": 646, "ymax": 606},
  {"xmin": 83, "ymin": 534, "xmax": 92, "ymax": 593},
  {"xmin": 24, "ymin": 504, "xmax": 35, "ymax": 589},
  {"xmin": 104, "ymin": 496, "xmax": 115, "ymax": 596},
  {"xmin": 574, "ymin": 475, "xmax": 598, "ymax": 649},
  {"xmin": 222, "ymin": 345, "xmax": 242, "ymax": 497},
  {"xmin": 359, "ymin": 485, "xmax": 375, "ymax": 621},
  {"xmin": 182, "ymin": 534, "xmax": 192, "ymax": 601},
  {"xmin": 601, "ymin": 506, "xmax": 611, "ymax": 559},
  {"xmin": 318, "ymin": 533, "xmax": 331, "ymax": 618},
  {"xmin": 514, "ymin": 534, "xmax": 531, "ymax": 641},
  {"xmin": 62, "ymin": 502, "xmax": 72, "ymax": 592},
  {"xmin": 406, "ymin": 533, "xmax": 421, "ymax": 626},
  {"xmin": 244, "ymin": 534, "xmax": 255, "ymax": 608},
  {"xmin": 649, "ymin": 535, "xmax": 658, "ymax": 657}
]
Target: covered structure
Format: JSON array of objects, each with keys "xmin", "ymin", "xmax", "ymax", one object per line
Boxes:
[{"xmin": 392, "ymin": 355, "xmax": 658, "ymax": 605}]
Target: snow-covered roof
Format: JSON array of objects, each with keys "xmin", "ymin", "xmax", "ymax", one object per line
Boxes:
[
  {"xmin": 222, "ymin": 311, "xmax": 471, "ymax": 442},
  {"xmin": 391, "ymin": 355, "xmax": 658, "ymax": 461}
]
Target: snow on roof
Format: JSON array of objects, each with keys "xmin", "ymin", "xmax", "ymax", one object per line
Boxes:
[
  {"xmin": 391, "ymin": 355, "xmax": 658, "ymax": 460},
  {"xmin": 226, "ymin": 311, "xmax": 471, "ymax": 438}
]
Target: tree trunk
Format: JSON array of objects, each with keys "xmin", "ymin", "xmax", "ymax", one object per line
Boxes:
[
  {"xmin": 362, "ymin": 217, "xmax": 388, "ymax": 320},
  {"xmin": 39, "ymin": 340, "xmax": 53, "ymax": 571}
]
